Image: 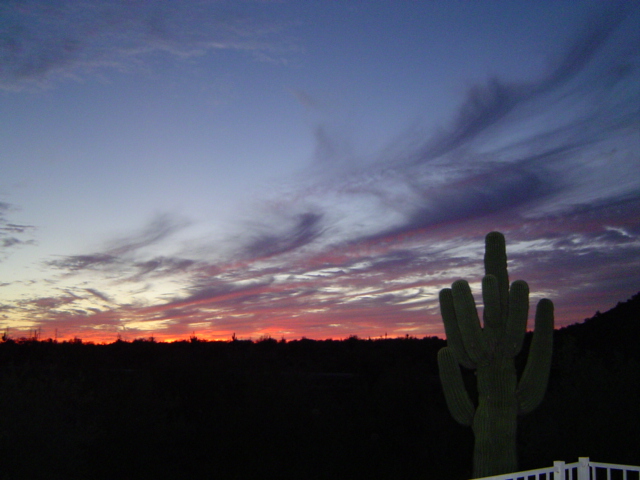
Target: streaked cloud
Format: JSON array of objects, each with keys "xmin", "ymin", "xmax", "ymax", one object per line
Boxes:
[
  {"xmin": 1, "ymin": 2, "xmax": 638, "ymax": 342},
  {"xmin": 0, "ymin": 202, "xmax": 36, "ymax": 261},
  {"xmin": 46, "ymin": 213, "xmax": 191, "ymax": 274},
  {"xmin": 0, "ymin": 0, "xmax": 297, "ymax": 90},
  {"xmin": 241, "ymin": 211, "xmax": 325, "ymax": 259}
]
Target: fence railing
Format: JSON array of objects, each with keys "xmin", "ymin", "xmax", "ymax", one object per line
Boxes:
[{"xmin": 474, "ymin": 457, "xmax": 640, "ymax": 480}]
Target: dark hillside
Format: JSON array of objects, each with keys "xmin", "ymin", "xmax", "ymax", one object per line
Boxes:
[
  {"xmin": 518, "ymin": 293, "xmax": 640, "ymax": 470},
  {"xmin": 0, "ymin": 336, "xmax": 465, "ymax": 480},
  {"xmin": 0, "ymin": 294, "xmax": 638, "ymax": 479},
  {"xmin": 556, "ymin": 292, "xmax": 640, "ymax": 361}
]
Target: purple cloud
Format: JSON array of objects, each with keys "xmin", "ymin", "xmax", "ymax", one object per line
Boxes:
[
  {"xmin": 6, "ymin": 2, "xmax": 638, "ymax": 342},
  {"xmin": 0, "ymin": 0, "xmax": 297, "ymax": 90},
  {"xmin": 418, "ymin": 3, "xmax": 636, "ymax": 163},
  {"xmin": 46, "ymin": 213, "xmax": 191, "ymax": 275},
  {"xmin": 47, "ymin": 253, "xmax": 119, "ymax": 272},
  {"xmin": 242, "ymin": 211, "xmax": 325, "ymax": 259},
  {"xmin": 0, "ymin": 202, "xmax": 36, "ymax": 260}
]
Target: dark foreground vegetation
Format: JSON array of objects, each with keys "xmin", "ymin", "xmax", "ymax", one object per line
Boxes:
[{"xmin": 0, "ymin": 294, "xmax": 638, "ymax": 480}]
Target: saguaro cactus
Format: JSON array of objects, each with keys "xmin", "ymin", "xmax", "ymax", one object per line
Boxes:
[{"xmin": 437, "ymin": 232, "xmax": 554, "ymax": 478}]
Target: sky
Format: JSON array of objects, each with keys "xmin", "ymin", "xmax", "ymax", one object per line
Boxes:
[{"xmin": 1, "ymin": 0, "xmax": 639, "ymax": 343}]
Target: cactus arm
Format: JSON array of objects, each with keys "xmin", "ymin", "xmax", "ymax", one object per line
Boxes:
[
  {"xmin": 517, "ymin": 298, "xmax": 554, "ymax": 414},
  {"xmin": 439, "ymin": 288, "xmax": 477, "ymax": 369},
  {"xmin": 452, "ymin": 279, "xmax": 491, "ymax": 365},
  {"xmin": 503, "ymin": 280, "xmax": 530, "ymax": 357},
  {"xmin": 438, "ymin": 347, "xmax": 475, "ymax": 426}
]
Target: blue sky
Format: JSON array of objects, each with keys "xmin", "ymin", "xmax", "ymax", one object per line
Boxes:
[{"xmin": 1, "ymin": 0, "xmax": 639, "ymax": 342}]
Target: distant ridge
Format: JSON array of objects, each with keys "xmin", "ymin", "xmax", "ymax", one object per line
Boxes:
[{"xmin": 557, "ymin": 292, "xmax": 640, "ymax": 360}]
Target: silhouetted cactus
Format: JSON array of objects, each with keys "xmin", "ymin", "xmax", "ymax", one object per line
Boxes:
[{"xmin": 437, "ymin": 232, "xmax": 554, "ymax": 478}]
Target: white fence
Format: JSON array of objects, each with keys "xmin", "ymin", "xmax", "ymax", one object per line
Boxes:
[{"xmin": 474, "ymin": 457, "xmax": 640, "ymax": 480}]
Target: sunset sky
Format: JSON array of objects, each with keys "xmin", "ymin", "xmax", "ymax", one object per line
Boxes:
[{"xmin": 1, "ymin": 1, "xmax": 639, "ymax": 342}]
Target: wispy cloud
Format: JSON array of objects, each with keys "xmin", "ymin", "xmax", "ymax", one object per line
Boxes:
[
  {"xmin": 46, "ymin": 213, "xmax": 190, "ymax": 274},
  {"xmin": 47, "ymin": 253, "xmax": 119, "ymax": 272},
  {"xmin": 106, "ymin": 213, "xmax": 190, "ymax": 256},
  {"xmin": 85, "ymin": 288, "xmax": 112, "ymax": 304},
  {"xmin": 5, "ymin": 2, "xmax": 639, "ymax": 341},
  {"xmin": 174, "ymin": 1, "xmax": 638, "ymax": 337},
  {"xmin": 290, "ymin": 2, "xmax": 639, "ymax": 247},
  {"xmin": 0, "ymin": 0, "xmax": 297, "ymax": 90},
  {"xmin": 418, "ymin": 3, "xmax": 636, "ymax": 163},
  {"xmin": 241, "ymin": 211, "xmax": 325, "ymax": 259},
  {"xmin": 0, "ymin": 202, "xmax": 36, "ymax": 261}
]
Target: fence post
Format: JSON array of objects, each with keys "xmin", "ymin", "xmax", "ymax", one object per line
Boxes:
[
  {"xmin": 578, "ymin": 457, "xmax": 590, "ymax": 480},
  {"xmin": 554, "ymin": 461, "xmax": 566, "ymax": 480}
]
